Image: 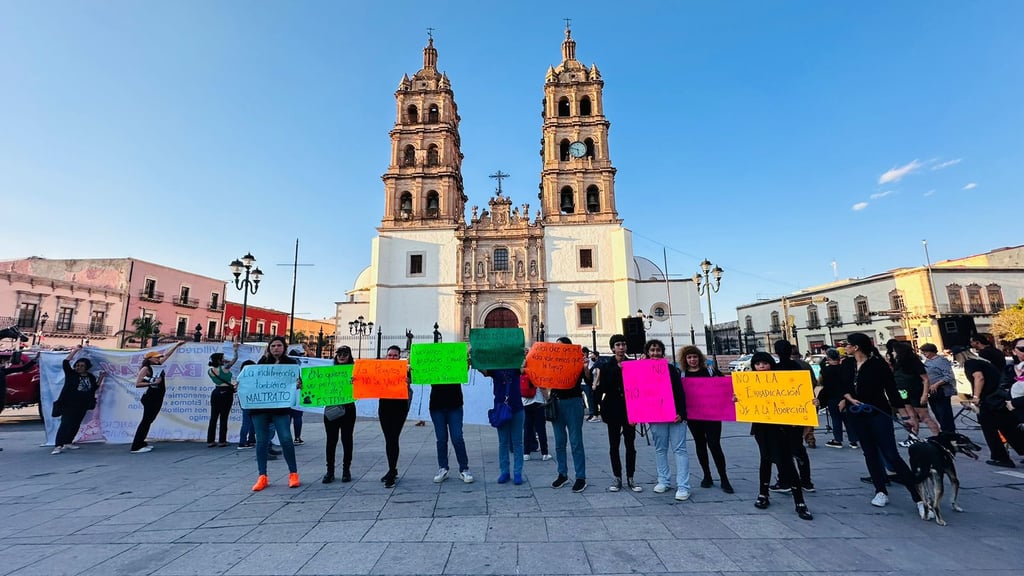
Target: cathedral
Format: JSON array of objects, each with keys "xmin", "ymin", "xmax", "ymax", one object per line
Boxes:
[{"xmin": 336, "ymin": 29, "xmax": 704, "ymax": 353}]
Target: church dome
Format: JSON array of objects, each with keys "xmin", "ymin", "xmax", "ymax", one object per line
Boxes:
[
  {"xmin": 632, "ymin": 257, "xmax": 665, "ymax": 280},
  {"xmin": 347, "ymin": 266, "xmax": 373, "ymax": 302}
]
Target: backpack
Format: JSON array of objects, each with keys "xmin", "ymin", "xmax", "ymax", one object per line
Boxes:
[{"xmin": 520, "ymin": 373, "xmax": 537, "ymax": 398}]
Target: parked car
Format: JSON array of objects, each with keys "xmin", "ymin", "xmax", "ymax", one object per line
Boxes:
[
  {"xmin": 2, "ymin": 351, "xmax": 41, "ymax": 414},
  {"xmin": 727, "ymin": 353, "xmax": 781, "ymax": 372}
]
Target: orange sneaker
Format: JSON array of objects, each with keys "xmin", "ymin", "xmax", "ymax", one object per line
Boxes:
[
  {"xmin": 288, "ymin": 472, "xmax": 301, "ymax": 488},
  {"xmin": 252, "ymin": 474, "xmax": 269, "ymax": 492}
]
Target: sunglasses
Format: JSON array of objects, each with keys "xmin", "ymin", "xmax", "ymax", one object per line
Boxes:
[{"xmin": 1016, "ymin": 346, "xmax": 1024, "ymax": 352}]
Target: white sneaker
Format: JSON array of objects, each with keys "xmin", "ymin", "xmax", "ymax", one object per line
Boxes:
[
  {"xmin": 897, "ymin": 439, "xmax": 913, "ymax": 448},
  {"xmin": 523, "ymin": 454, "xmax": 531, "ymax": 461},
  {"xmin": 130, "ymin": 446, "xmax": 154, "ymax": 454},
  {"xmin": 608, "ymin": 478, "xmax": 622, "ymax": 492},
  {"xmin": 50, "ymin": 446, "xmax": 63, "ymax": 455},
  {"xmin": 433, "ymin": 468, "xmax": 449, "ymax": 483},
  {"xmin": 871, "ymin": 492, "xmax": 889, "ymax": 507},
  {"xmin": 459, "ymin": 471, "xmax": 475, "ymax": 484},
  {"xmin": 654, "ymin": 483, "xmax": 670, "ymax": 493},
  {"xmin": 917, "ymin": 501, "xmax": 927, "ymax": 519},
  {"xmin": 675, "ymin": 490, "xmax": 691, "ymax": 501},
  {"xmin": 541, "ymin": 454, "xmax": 552, "ymax": 461},
  {"xmin": 64, "ymin": 444, "xmax": 81, "ymax": 450}
]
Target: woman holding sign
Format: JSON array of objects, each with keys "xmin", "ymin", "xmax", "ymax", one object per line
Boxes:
[
  {"xmin": 252, "ymin": 336, "xmax": 301, "ymax": 491},
  {"xmin": 644, "ymin": 340, "xmax": 691, "ymax": 501},
  {"xmin": 322, "ymin": 346, "xmax": 357, "ymax": 484},
  {"xmin": 379, "ymin": 345, "xmax": 411, "ymax": 489},
  {"xmin": 598, "ymin": 335, "xmax": 642, "ymax": 493},
  {"xmin": 130, "ymin": 341, "xmax": 185, "ymax": 454},
  {"xmin": 679, "ymin": 345, "xmax": 734, "ymax": 494}
]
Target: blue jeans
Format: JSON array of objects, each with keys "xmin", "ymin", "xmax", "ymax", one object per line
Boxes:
[
  {"xmin": 290, "ymin": 408, "xmax": 304, "ymax": 438},
  {"xmin": 431, "ymin": 407, "xmax": 469, "ymax": 472},
  {"xmin": 496, "ymin": 409, "xmax": 525, "ymax": 477},
  {"xmin": 827, "ymin": 400, "xmax": 858, "ymax": 444},
  {"xmin": 928, "ymin": 394, "xmax": 956, "ymax": 433},
  {"xmin": 239, "ymin": 409, "xmax": 255, "ymax": 446},
  {"xmin": 253, "ymin": 412, "xmax": 297, "ymax": 475},
  {"xmin": 651, "ymin": 421, "xmax": 690, "ymax": 490},
  {"xmin": 552, "ymin": 396, "xmax": 586, "ymax": 479},
  {"xmin": 582, "ymin": 384, "xmax": 597, "ymax": 417}
]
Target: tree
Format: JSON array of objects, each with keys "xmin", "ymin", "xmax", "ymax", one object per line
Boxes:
[
  {"xmin": 115, "ymin": 317, "xmax": 163, "ymax": 349},
  {"xmin": 991, "ymin": 297, "xmax": 1024, "ymax": 341}
]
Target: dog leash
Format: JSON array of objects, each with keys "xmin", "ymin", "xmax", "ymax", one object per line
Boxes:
[{"xmin": 846, "ymin": 402, "xmax": 922, "ymax": 443}]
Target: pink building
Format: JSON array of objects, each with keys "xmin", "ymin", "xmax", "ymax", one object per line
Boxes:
[{"xmin": 0, "ymin": 257, "xmax": 227, "ymax": 348}]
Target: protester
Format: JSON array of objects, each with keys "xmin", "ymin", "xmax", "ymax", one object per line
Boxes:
[
  {"xmin": 130, "ymin": 341, "xmax": 185, "ymax": 454},
  {"xmin": 235, "ymin": 360, "xmax": 257, "ymax": 449},
  {"xmin": 206, "ymin": 342, "xmax": 239, "ymax": 447},
  {"xmin": 770, "ymin": 339, "xmax": 815, "ymax": 492},
  {"xmin": 892, "ymin": 341, "xmax": 939, "ymax": 439},
  {"xmin": 546, "ymin": 336, "xmax": 587, "ymax": 492},
  {"xmin": 971, "ymin": 334, "xmax": 1009, "ymax": 374},
  {"xmin": 644, "ymin": 339, "xmax": 690, "ymax": 500},
  {"xmin": 583, "ymin": 348, "xmax": 600, "ymax": 422},
  {"xmin": 1006, "ymin": 338, "xmax": 1024, "ymax": 431},
  {"xmin": 521, "ymin": 366, "xmax": 550, "ymax": 461},
  {"xmin": 379, "ymin": 345, "xmax": 411, "ymax": 489},
  {"xmin": 819, "ymin": 348, "xmax": 858, "ymax": 448},
  {"xmin": 51, "ymin": 345, "xmax": 105, "ymax": 454},
  {"xmin": 955, "ymin": 345, "xmax": 1024, "ymax": 467},
  {"xmin": 428, "ymin": 348, "xmax": 474, "ymax": 485},
  {"xmin": 323, "ymin": 346, "xmax": 357, "ymax": 484},
  {"xmin": 287, "ymin": 349, "xmax": 306, "ymax": 445},
  {"xmin": 680, "ymin": 345, "xmax": 733, "ymax": 493},
  {"xmin": 491, "ymin": 367, "xmax": 525, "ymax": 485},
  {"xmin": 598, "ymin": 334, "xmax": 642, "ymax": 493},
  {"xmin": 920, "ymin": 343, "xmax": 957, "ymax": 433},
  {"xmin": 251, "ymin": 336, "xmax": 301, "ymax": 491}
]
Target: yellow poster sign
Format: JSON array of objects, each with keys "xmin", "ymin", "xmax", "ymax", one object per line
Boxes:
[{"xmin": 731, "ymin": 370, "xmax": 818, "ymax": 427}]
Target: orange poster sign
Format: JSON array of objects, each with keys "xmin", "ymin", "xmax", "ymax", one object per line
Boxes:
[
  {"xmin": 524, "ymin": 342, "xmax": 583, "ymax": 389},
  {"xmin": 352, "ymin": 359, "xmax": 410, "ymax": 399}
]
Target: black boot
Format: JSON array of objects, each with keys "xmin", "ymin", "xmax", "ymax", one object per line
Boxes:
[
  {"xmin": 341, "ymin": 468, "xmax": 352, "ymax": 483},
  {"xmin": 322, "ymin": 471, "xmax": 335, "ymax": 484}
]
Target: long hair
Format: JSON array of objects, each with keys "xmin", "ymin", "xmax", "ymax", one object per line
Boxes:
[
  {"xmin": 750, "ymin": 351, "xmax": 777, "ymax": 370},
  {"xmin": 677, "ymin": 345, "xmax": 707, "ymax": 369},
  {"xmin": 893, "ymin": 342, "xmax": 925, "ymax": 374},
  {"xmin": 209, "ymin": 353, "xmax": 225, "ymax": 367},
  {"xmin": 847, "ymin": 332, "xmax": 880, "ymax": 358},
  {"xmin": 644, "ymin": 339, "xmax": 666, "ymax": 359}
]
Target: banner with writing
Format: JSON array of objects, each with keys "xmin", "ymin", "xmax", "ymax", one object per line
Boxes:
[
  {"xmin": 409, "ymin": 342, "xmax": 469, "ymax": 385},
  {"xmin": 732, "ymin": 370, "xmax": 818, "ymax": 426},
  {"xmin": 352, "ymin": 359, "xmax": 410, "ymax": 399},
  {"xmin": 469, "ymin": 328, "xmax": 525, "ymax": 371},
  {"xmin": 682, "ymin": 376, "xmax": 737, "ymax": 422},
  {"xmin": 621, "ymin": 359, "xmax": 678, "ymax": 424},
  {"xmin": 237, "ymin": 365, "xmax": 300, "ymax": 409},
  {"xmin": 299, "ymin": 365, "xmax": 354, "ymax": 406},
  {"xmin": 524, "ymin": 342, "xmax": 583, "ymax": 389}
]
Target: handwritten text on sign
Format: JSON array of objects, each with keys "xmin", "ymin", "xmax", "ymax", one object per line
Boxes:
[
  {"xmin": 621, "ymin": 359, "xmax": 678, "ymax": 423},
  {"xmin": 469, "ymin": 328, "xmax": 526, "ymax": 371},
  {"xmin": 682, "ymin": 377, "xmax": 737, "ymax": 422},
  {"xmin": 352, "ymin": 360, "xmax": 409, "ymax": 399},
  {"xmin": 409, "ymin": 342, "xmax": 468, "ymax": 385},
  {"xmin": 732, "ymin": 370, "xmax": 818, "ymax": 426},
  {"xmin": 237, "ymin": 365, "xmax": 300, "ymax": 409},
  {"xmin": 524, "ymin": 342, "xmax": 582, "ymax": 389},
  {"xmin": 299, "ymin": 365, "xmax": 354, "ymax": 406}
]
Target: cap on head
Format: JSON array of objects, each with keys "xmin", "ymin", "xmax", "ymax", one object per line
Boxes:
[{"xmin": 144, "ymin": 351, "xmax": 162, "ymax": 359}]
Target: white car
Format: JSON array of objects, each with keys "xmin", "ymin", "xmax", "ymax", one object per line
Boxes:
[{"xmin": 727, "ymin": 354, "xmax": 753, "ymax": 372}]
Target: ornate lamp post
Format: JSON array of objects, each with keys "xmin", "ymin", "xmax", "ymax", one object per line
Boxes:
[
  {"xmin": 348, "ymin": 315, "xmax": 373, "ymax": 359},
  {"xmin": 693, "ymin": 258, "xmax": 724, "ymax": 367},
  {"xmin": 230, "ymin": 252, "xmax": 263, "ymax": 344}
]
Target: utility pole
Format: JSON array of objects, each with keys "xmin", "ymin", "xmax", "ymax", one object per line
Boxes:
[{"xmin": 277, "ymin": 238, "xmax": 314, "ymax": 344}]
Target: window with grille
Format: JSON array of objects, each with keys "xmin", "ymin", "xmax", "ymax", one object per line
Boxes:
[{"xmin": 493, "ymin": 248, "xmax": 509, "ymax": 271}]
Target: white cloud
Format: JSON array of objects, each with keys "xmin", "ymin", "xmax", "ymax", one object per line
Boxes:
[
  {"xmin": 932, "ymin": 158, "xmax": 962, "ymax": 170},
  {"xmin": 962, "ymin": 182, "xmax": 977, "ymax": 190},
  {"xmin": 869, "ymin": 190, "xmax": 896, "ymax": 200},
  {"xmin": 878, "ymin": 159, "xmax": 923, "ymax": 184},
  {"xmin": 923, "ymin": 189, "xmax": 935, "ymax": 197},
  {"xmin": 852, "ymin": 202, "xmax": 869, "ymax": 211}
]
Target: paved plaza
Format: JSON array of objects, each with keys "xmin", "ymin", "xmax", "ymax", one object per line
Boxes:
[{"xmin": 1, "ymin": 411, "xmax": 1023, "ymax": 576}]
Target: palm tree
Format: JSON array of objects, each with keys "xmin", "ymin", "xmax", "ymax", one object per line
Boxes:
[{"xmin": 116, "ymin": 317, "xmax": 163, "ymax": 349}]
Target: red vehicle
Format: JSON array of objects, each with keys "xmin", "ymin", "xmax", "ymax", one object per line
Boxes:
[{"xmin": 1, "ymin": 326, "xmax": 41, "ymax": 414}]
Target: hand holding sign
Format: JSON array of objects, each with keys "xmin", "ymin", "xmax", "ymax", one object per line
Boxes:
[
  {"xmin": 621, "ymin": 359, "xmax": 677, "ymax": 424},
  {"xmin": 237, "ymin": 364, "xmax": 301, "ymax": 409},
  {"xmin": 683, "ymin": 377, "xmax": 737, "ymax": 422},
  {"xmin": 469, "ymin": 328, "xmax": 525, "ymax": 371},
  {"xmin": 299, "ymin": 365, "xmax": 354, "ymax": 406},
  {"xmin": 732, "ymin": 370, "xmax": 818, "ymax": 426},
  {"xmin": 410, "ymin": 342, "xmax": 469, "ymax": 385},
  {"xmin": 524, "ymin": 342, "xmax": 582, "ymax": 389}
]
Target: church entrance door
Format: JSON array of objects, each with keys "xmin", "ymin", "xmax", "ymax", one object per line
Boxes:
[{"xmin": 484, "ymin": 307, "xmax": 519, "ymax": 328}]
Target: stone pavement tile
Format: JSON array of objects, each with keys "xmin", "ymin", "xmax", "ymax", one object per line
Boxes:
[
  {"xmin": 648, "ymin": 539, "xmax": 741, "ymax": 572},
  {"xmin": 225, "ymin": 543, "xmax": 325, "ymax": 575},
  {"xmin": 17, "ymin": 515, "xmax": 107, "ymax": 538},
  {"xmin": 715, "ymin": 514, "xmax": 802, "ymax": 539},
  {"xmin": 153, "ymin": 543, "xmax": 259, "ymax": 575},
  {"xmin": 216, "ymin": 501, "xmax": 286, "ymax": 520},
  {"xmin": 831, "ymin": 511, "xmax": 934, "ymax": 539},
  {"xmin": 177, "ymin": 494, "xmax": 250, "ymax": 513},
  {"xmin": 782, "ymin": 538, "xmax": 886, "ymax": 572},
  {"xmin": 362, "ymin": 518, "xmax": 433, "ymax": 542},
  {"xmin": 718, "ymin": 539, "xmax": 816, "ymax": 572},
  {"xmin": 77, "ymin": 543, "xmax": 199, "ymax": 576},
  {"xmin": 584, "ymin": 492, "xmax": 644, "ymax": 509},
  {"xmin": 599, "ymin": 516, "xmax": 670, "ymax": 540},
  {"xmin": 516, "ymin": 542, "xmax": 591, "ymax": 575},
  {"xmin": 435, "ymin": 491, "xmax": 486, "ymax": 509},
  {"xmin": 199, "ymin": 516, "xmax": 265, "ymax": 529},
  {"xmin": 3, "ymin": 508, "xmax": 75, "ymax": 531},
  {"xmin": 380, "ymin": 499, "xmax": 438, "ymax": 518},
  {"xmin": 320, "ymin": 510, "xmax": 381, "ymax": 522},
  {"xmin": 326, "ymin": 493, "xmax": 389, "ymax": 514},
  {"xmin": 773, "ymin": 512, "xmax": 867, "ymax": 538},
  {"xmin": 9, "ymin": 543, "xmax": 134, "ymax": 576},
  {"xmin": 658, "ymin": 513, "xmax": 740, "ymax": 540},
  {"xmin": 544, "ymin": 517, "xmax": 613, "ymax": 541},
  {"xmin": 119, "ymin": 529, "xmax": 192, "ymax": 543},
  {"xmin": 369, "ymin": 542, "xmax": 452, "ymax": 575},
  {"xmin": 67, "ymin": 498, "xmax": 150, "ymax": 518},
  {"xmin": 432, "ymin": 506, "xmax": 489, "ymax": 517},
  {"xmin": 75, "ymin": 522, "xmax": 148, "ymax": 535},
  {"xmin": 263, "ymin": 501, "xmax": 334, "ymax": 524},
  {"xmin": 485, "ymin": 516, "xmax": 547, "ymax": 542},
  {"xmin": 239, "ymin": 522, "xmax": 316, "ymax": 543},
  {"xmin": 582, "ymin": 540, "xmax": 666, "ymax": 574},
  {"xmin": 846, "ymin": 538, "xmax": 967, "ymax": 571},
  {"xmin": 300, "ymin": 520, "xmax": 375, "ymax": 543},
  {"xmin": 175, "ymin": 526, "xmax": 244, "ymax": 543},
  {"xmin": 0, "ymin": 544, "xmax": 65, "ymax": 576},
  {"xmin": 0, "ymin": 483, "xmax": 55, "ymax": 498},
  {"xmin": 97, "ymin": 504, "xmax": 183, "ymax": 526},
  {"xmin": 144, "ymin": 510, "xmax": 221, "ymax": 531},
  {"xmin": 424, "ymin": 517, "xmax": 488, "ymax": 542},
  {"xmin": 442, "ymin": 543, "xmax": 517, "ymax": 575},
  {"xmin": 486, "ymin": 495, "xmax": 541, "ymax": 515},
  {"xmin": 297, "ymin": 542, "xmax": 387, "ymax": 575}
]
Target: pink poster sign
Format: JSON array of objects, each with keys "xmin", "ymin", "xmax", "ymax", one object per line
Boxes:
[
  {"xmin": 622, "ymin": 359, "xmax": 678, "ymax": 424},
  {"xmin": 683, "ymin": 376, "xmax": 737, "ymax": 422}
]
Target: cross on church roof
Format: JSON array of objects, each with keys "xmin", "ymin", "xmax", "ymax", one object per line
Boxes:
[
  {"xmin": 427, "ymin": 27, "xmax": 435, "ymax": 40},
  {"xmin": 564, "ymin": 18, "xmax": 571, "ymax": 32},
  {"xmin": 489, "ymin": 170, "xmax": 510, "ymax": 195}
]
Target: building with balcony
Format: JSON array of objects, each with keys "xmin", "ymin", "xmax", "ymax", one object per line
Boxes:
[
  {"xmin": 736, "ymin": 245, "xmax": 1024, "ymax": 353},
  {"xmin": 222, "ymin": 302, "xmax": 289, "ymax": 343}
]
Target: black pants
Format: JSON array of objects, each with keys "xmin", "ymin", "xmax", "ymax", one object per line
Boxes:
[
  {"xmin": 378, "ymin": 400, "xmax": 408, "ymax": 474},
  {"xmin": 979, "ymin": 405, "xmax": 1024, "ymax": 462},
  {"xmin": 688, "ymin": 419, "xmax": 729, "ymax": 482},
  {"xmin": 131, "ymin": 392, "xmax": 164, "ymax": 451},
  {"xmin": 606, "ymin": 421, "xmax": 637, "ymax": 478},
  {"xmin": 523, "ymin": 402, "xmax": 548, "ymax": 455},
  {"xmin": 324, "ymin": 403, "xmax": 357, "ymax": 474},
  {"xmin": 55, "ymin": 404, "xmax": 89, "ymax": 446},
  {"xmin": 754, "ymin": 426, "xmax": 805, "ymax": 505},
  {"xmin": 786, "ymin": 426, "xmax": 812, "ymax": 485},
  {"xmin": 928, "ymin": 394, "xmax": 956, "ymax": 433},
  {"xmin": 207, "ymin": 388, "xmax": 233, "ymax": 444},
  {"xmin": 847, "ymin": 410, "xmax": 921, "ymax": 502}
]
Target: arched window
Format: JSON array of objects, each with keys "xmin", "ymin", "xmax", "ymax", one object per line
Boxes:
[
  {"xmin": 406, "ymin": 105, "xmax": 418, "ymax": 123},
  {"xmin": 855, "ymin": 295, "xmax": 871, "ymax": 323},
  {"xmin": 966, "ymin": 283, "xmax": 984, "ymax": 313},
  {"xmin": 399, "ymin": 192, "xmax": 412, "ymax": 218},
  {"xmin": 586, "ymin": 185, "xmax": 600, "ymax": 213},
  {"xmin": 557, "ymin": 97, "xmax": 570, "ymax": 117},
  {"xmin": 584, "ymin": 137, "xmax": 595, "ymax": 158},
  {"xmin": 888, "ymin": 290, "xmax": 904, "ymax": 312},
  {"xmin": 426, "ymin": 144, "xmax": 439, "ymax": 166},
  {"xmin": 770, "ymin": 311, "xmax": 781, "ymax": 332},
  {"xmin": 559, "ymin": 186, "xmax": 575, "ymax": 214},
  {"xmin": 745, "ymin": 315, "xmax": 754, "ymax": 332},
  {"xmin": 427, "ymin": 104, "xmax": 439, "ymax": 123},
  {"xmin": 426, "ymin": 191, "xmax": 439, "ymax": 218},
  {"xmin": 579, "ymin": 96, "xmax": 592, "ymax": 116},
  {"xmin": 987, "ymin": 284, "xmax": 1004, "ymax": 312},
  {"xmin": 402, "ymin": 145, "xmax": 416, "ymax": 167},
  {"xmin": 493, "ymin": 248, "xmax": 509, "ymax": 271},
  {"xmin": 559, "ymin": 139, "xmax": 571, "ymax": 161},
  {"xmin": 946, "ymin": 284, "xmax": 964, "ymax": 313}
]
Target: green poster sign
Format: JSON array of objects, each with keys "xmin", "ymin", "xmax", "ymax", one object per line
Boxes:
[
  {"xmin": 409, "ymin": 342, "xmax": 469, "ymax": 385},
  {"xmin": 299, "ymin": 365, "xmax": 354, "ymax": 407},
  {"xmin": 469, "ymin": 328, "xmax": 526, "ymax": 371}
]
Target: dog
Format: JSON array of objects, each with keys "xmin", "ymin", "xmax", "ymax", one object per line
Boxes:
[{"xmin": 907, "ymin": 431, "xmax": 981, "ymax": 526}]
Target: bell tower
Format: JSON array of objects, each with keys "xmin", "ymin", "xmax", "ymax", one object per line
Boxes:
[
  {"xmin": 539, "ymin": 26, "xmax": 618, "ymax": 225},
  {"xmin": 381, "ymin": 36, "xmax": 467, "ymax": 230}
]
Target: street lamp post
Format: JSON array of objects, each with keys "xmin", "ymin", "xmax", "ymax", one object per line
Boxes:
[
  {"xmin": 348, "ymin": 315, "xmax": 373, "ymax": 359},
  {"xmin": 693, "ymin": 258, "xmax": 724, "ymax": 367},
  {"xmin": 316, "ymin": 326, "xmax": 325, "ymax": 358},
  {"xmin": 230, "ymin": 252, "xmax": 263, "ymax": 344}
]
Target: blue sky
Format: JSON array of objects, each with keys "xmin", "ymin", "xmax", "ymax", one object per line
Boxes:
[{"xmin": 1, "ymin": 1, "xmax": 1021, "ymax": 327}]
